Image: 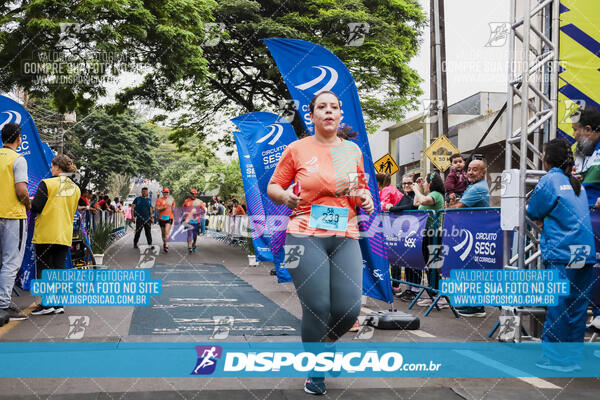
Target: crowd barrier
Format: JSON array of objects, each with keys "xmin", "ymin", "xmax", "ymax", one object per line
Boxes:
[
  {"xmin": 205, "ymin": 214, "xmax": 251, "ymax": 247},
  {"xmin": 384, "ymin": 208, "xmax": 505, "ymax": 316},
  {"xmin": 200, "ymin": 209, "xmax": 599, "ymax": 319},
  {"xmin": 81, "ymin": 209, "xmax": 126, "ymax": 235}
]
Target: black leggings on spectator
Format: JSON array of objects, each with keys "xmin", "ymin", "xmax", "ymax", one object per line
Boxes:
[{"xmin": 35, "ymin": 244, "xmax": 69, "ymax": 279}]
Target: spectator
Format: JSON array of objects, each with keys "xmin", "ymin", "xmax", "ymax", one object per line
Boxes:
[
  {"xmin": 216, "ymin": 200, "xmax": 226, "ymax": 215},
  {"xmin": 527, "ymin": 138, "xmax": 595, "ymax": 371},
  {"xmin": 571, "ymin": 106, "xmax": 600, "ymax": 334},
  {"xmin": 448, "ymin": 159, "xmax": 490, "ymax": 317},
  {"xmin": 377, "ymin": 173, "xmax": 403, "ymax": 211},
  {"xmin": 78, "ymin": 189, "xmax": 90, "ymax": 213},
  {"xmin": 232, "ymin": 199, "xmax": 246, "ymax": 216},
  {"xmin": 448, "ymin": 159, "xmax": 490, "ymax": 209},
  {"xmin": 389, "ymin": 173, "xmax": 417, "ymax": 212},
  {"xmin": 30, "ymin": 155, "xmax": 80, "ymax": 316},
  {"xmin": 413, "ymin": 172, "xmax": 448, "ymax": 309},
  {"xmin": 0, "ymin": 122, "xmax": 31, "ymax": 322},
  {"xmin": 388, "ymin": 173, "xmax": 420, "ymax": 299},
  {"xmin": 445, "ymin": 153, "xmax": 468, "ymax": 201}
]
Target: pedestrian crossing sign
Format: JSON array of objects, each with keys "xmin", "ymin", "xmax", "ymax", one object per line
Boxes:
[
  {"xmin": 424, "ymin": 135, "xmax": 459, "ymax": 172},
  {"xmin": 374, "ymin": 153, "xmax": 399, "ymax": 175}
]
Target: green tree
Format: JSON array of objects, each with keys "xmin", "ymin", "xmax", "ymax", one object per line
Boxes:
[
  {"xmin": 63, "ymin": 109, "xmax": 160, "ymax": 190},
  {"xmin": 0, "ymin": 0, "xmax": 215, "ymax": 113},
  {"xmin": 159, "ymin": 152, "xmax": 244, "ymax": 204},
  {"xmin": 169, "ymin": 0, "xmax": 425, "ymax": 153}
]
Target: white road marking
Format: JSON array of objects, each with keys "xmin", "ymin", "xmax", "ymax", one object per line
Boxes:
[
  {"xmin": 456, "ymin": 350, "xmax": 561, "ymax": 390},
  {"xmin": 409, "ymin": 330, "xmax": 436, "ymax": 338}
]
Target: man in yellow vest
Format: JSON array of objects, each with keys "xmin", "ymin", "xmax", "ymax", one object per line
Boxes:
[
  {"xmin": 0, "ymin": 123, "xmax": 31, "ymax": 323},
  {"xmin": 30, "ymin": 154, "xmax": 80, "ymax": 315}
]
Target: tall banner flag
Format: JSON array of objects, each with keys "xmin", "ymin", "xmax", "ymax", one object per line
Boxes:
[
  {"xmin": 557, "ymin": 0, "xmax": 600, "ymax": 144},
  {"xmin": 232, "ymin": 113, "xmax": 298, "ymax": 283},
  {"xmin": 0, "ymin": 95, "xmax": 53, "ymax": 289},
  {"xmin": 233, "ymin": 131, "xmax": 273, "ymax": 263},
  {"xmin": 264, "ymin": 38, "xmax": 393, "ymax": 303}
]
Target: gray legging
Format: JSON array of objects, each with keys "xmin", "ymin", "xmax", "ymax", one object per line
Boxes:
[{"xmin": 286, "ymin": 234, "xmax": 363, "ymax": 342}]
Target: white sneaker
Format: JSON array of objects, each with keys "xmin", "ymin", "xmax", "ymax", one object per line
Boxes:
[
  {"xmin": 31, "ymin": 304, "xmax": 55, "ymax": 315},
  {"xmin": 436, "ymin": 298, "xmax": 450, "ymax": 309},
  {"xmin": 587, "ymin": 315, "xmax": 600, "ymax": 330},
  {"xmin": 417, "ymin": 298, "xmax": 433, "ymax": 307}
]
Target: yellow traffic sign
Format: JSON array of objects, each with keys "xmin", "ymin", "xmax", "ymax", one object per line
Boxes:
[
  {"xmin": 424, "ymin": 135, "xmax": 459, "ymax": 172},
  {"xmin": 374, "ymin": 153, "xmax": 399, "ymax": 175}
]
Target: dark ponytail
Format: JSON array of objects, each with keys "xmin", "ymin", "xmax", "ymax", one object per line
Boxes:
[{"xmin": 543, "ymin": 138, "xmax": 581, "ymax": 196}]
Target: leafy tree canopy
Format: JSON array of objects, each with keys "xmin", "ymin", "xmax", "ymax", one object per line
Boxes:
[
  {"xmin": 168, "ymin": 0, "xmax": 426, "ymax": 154},
  {"xmin": 61, "ymin": 108, "xmax": 161, "ymax": 190},
  {"xmin": 0, "ymin": 0, "xmax": 215, "ymax": 114}
]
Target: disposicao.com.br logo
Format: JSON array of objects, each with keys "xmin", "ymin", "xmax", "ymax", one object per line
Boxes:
[{"xmin": 189, "ymin": 344, "xmax": 442, "ymax": 377}]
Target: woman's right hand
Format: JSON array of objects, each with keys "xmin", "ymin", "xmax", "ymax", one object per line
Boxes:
[{"xmin": 283, "ymin": 183, "xmax": 302, "ymax": 209}]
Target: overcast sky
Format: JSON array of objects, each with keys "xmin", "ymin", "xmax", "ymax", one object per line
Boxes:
[{"xmin": 407, "ymin": 0, "xmax": 510, "ymax": 117}]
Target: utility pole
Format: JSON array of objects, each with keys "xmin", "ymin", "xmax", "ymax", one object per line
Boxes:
[{"xmin": 429, "ymin": 0, "xmax": 449, "ymax": 142}]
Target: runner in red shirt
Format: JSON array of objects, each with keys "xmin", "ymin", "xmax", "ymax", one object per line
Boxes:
[{"xmin": 155, "ymin": 187, "xmax": 175, "ymax": 252}]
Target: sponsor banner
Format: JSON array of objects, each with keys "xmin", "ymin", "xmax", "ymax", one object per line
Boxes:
[
  {"xmin": 441, "ymin": 209, "xmax": 503, "ymax": 276},
  {"xmin": 233, "ymin": 131, "xmax": 273, "ymax": 263},
  {"xmin": 383, "ymin": 212, "xmax": 429, "ymax": 270},
  {"xmin": 264, "ymin": 38, "xmax": 392, "ymax": 303},
  {"xmin": 557, "ymin": 0, "xmax": 600, "ymax": 144},
  {"xmin": 440, "ymin": 269, "xmax": 570, "ymax": 307},
  {"xmin": 0, "ymin": 95, "xmax": 53, "ymax": 290},
  {"xmin": 1, "ymin": 342, "xmax": 599, "ymax": 377},
  {"xmin": 29, "ymin": 269, "xmax": 161, "ymax": 306},
  {"xmin": 232, "ymin": 114, "xmax": 299, "ymax": 283},
  {"xmin": 591, "ymin": 208, "xmax": 600, "ymax": 308}
]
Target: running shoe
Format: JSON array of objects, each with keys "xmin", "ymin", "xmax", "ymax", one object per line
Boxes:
[
  {"xmin": 1, "ymin": 305, "xmax": 28, "ymax": 321},
  {"xmin": 53, "ymin": 306, "xmax": 65, "ymax": 314},
  {"xmin": 349, "ymin": 320, "xmax": 360, "ymax": 332},
  {"xmin": 304, "ymin": 377, "xmax": 326, "ymax": 395},
  {"xmin": 587, "ymin": 315, "xmax": 600, "ymax": 330},
  {"xmin": 192, "ymin": 247, "xmax": 197, "ymax": 253},
  {"xmin": 416, "ymin": 298, "xmax": 433, "ymax": 307},
  {"xmin": 457, "ymin": 307, "xmax": 486, "ymax": 318},
  {"xmin": 535, "ymin": 358, "xmax": 579, "ymax": 373},
  {"xmin": 31, "ymin": 304, "xmax": 55, "ymax": 315},
  {"xmin": 398, "ymin": 291, "xmax": 417, "ymax": 302},
  {"xmin": 164, "ymin": 244, "xmax": 169, "ymax": 253},
  {"xmin": 188, "ymin": 247, "xmax": 192, "ymax": 254},
  {"xmin": 436, "ymin": 297, "xmax": 450, "ymax": 309}
]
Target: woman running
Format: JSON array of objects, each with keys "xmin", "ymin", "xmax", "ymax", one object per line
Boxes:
[
  {"xmin": 155, "ymin": 187, "xmax": 175, "ymax": 252},
  {"xmin": 268, "ymin": 91, "xmax": 374, "ymax": 395}
]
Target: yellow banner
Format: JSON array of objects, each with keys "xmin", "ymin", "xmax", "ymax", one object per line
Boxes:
[{"xmin": 557, "ymin": 0, "xmax": 600, "ymax": 142}]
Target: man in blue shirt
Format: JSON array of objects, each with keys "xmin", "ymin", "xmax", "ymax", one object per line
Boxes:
[
  {"xmin": 131, "ymin": 187, "xmax": 153, "ymax": 248},
  {"xmin": 448, "ymin": 159, "xmax": 490, "ymax": 208},
  {"xmin": 448, "ymin": 159, "xmax": 490, "ymax": 317}
]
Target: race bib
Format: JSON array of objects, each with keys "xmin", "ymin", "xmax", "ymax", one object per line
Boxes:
[
  {"xmin": 160, "ymin": 214, "xmax": 170, "ymax": 221},
  {"xmin": 308, "ymin": 205, "xmax": 349, "ymax": 232},
  {"xmin": 189, "ymin": 219, "xmax": 198, "ymax": 224}
]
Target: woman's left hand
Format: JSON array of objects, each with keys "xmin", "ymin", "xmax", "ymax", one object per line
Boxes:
[{"xmin": 358, "ymin": 189, "xmax": 374, "ymax": 214}]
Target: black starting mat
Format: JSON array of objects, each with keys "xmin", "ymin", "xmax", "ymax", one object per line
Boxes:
[{"xmin": 129, "ymin": 264, "xmax": 300, "ymax": 337}]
